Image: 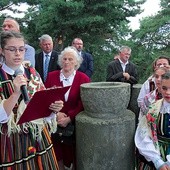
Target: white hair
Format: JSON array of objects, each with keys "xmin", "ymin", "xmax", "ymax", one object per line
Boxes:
[
  {"xmin": 119, "ymin": 46, "xmax": 131, "ymax": 53},
  {"xmin": 39, "ymin": 34, "xmax": 52, "ymax": 42},
  {"xmin": 58, "ymin": 46, "xmax": 83, "ymax": 70},
  {"xmin": 4, "ymin": 18, "xmax": 20, "ymax": 31}
]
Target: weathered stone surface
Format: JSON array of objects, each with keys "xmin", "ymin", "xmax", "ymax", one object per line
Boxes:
[
  {"xmin": 76, "ymin": 82, "xmax": 137, "ymax": 170},
  {"xmin": 80, "ymin": 82, "xmax": 131, "ymax": 118},
  {"xmin": 128, "ymin": 84, "xmax": 142, "ymax": 115},
  {"xmin": 128, "ymin": 84, "xmax": 142, "ymax": 125},
  {"xmin": 76, "ymin": 111, "xmax": 135, "ymax": 170}
]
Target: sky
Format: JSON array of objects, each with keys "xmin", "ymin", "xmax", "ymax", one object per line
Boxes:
[
  {"xmin": 129, "ymin": 0, "xmax": 161, "ymax": 30},
  {"xmin": 2, "ymin": 0, "xmax": 161, "ymax": 31},
  {"xmin": 1, "ymin": 3, "xmax": 28, "ymax": 18}
]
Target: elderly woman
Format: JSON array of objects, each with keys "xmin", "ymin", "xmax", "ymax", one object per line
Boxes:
[
  {"xmin": 0, "ymin": 31, "xmax": 63, "ymax": 169},
  {"xmin": 45, "ymin": 46, "xmax": 90, "ymax": 170}
]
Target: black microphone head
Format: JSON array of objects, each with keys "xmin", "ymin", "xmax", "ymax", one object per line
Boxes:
[
  {"xmin": 14, "ymin": 68, "xmax": 23, "ymax": 76},
  {"xmin": 14, "ymin": 68, "xmax": 30, "ymax": 104}
]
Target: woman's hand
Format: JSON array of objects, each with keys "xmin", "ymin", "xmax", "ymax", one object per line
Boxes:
[
  {"xmin": 57, "ymin": 112, "xmax": 67, "ymax": 121},
  {"xmin": 57, "ymin": 116, "xmax": 71, "ymax": 127},
  {"xmin": 49, "ymin": 100, "xmax": 64, "ymax": 113},
  {"xmin": 13, "ymin": 75, "xmax": 27, "ymax": 94}
]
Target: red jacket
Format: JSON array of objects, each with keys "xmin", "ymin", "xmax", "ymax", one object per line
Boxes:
[{"xmin": 45, "ymin": 70, "xmax": 90, "ymax": 121}]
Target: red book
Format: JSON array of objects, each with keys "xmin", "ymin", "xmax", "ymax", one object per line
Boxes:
[{"xmin": 17, "ymin": 86, "xmax": 70, "ymax": 124}]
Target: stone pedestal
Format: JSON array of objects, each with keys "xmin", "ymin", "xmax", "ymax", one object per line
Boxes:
[
  {"xmin": 128, "ymin": 84, "xmax": 142, "ymax": 126},
  {"xmin": 76, "ymin": 82, "xmax": 136, "ymax": 170},
  {"xmin": 128, "ymin": 84, "xmax": 142, "ymax": 116}
]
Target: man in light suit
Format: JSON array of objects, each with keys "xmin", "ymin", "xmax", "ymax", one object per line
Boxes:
[
  {"xmin": 2, "ymin": 17, "xmax": 35, "ymax": 67},
  {"xmin": 106, "ymin": 46, "xmax": 138, "ymax": 85},
  {"xmin": 35, "ymin": 34, "xmax": 60, "ymax": 83},
  {"xmin": 72, "ymin": 38, "xmax": 94, "ymax": 78}
]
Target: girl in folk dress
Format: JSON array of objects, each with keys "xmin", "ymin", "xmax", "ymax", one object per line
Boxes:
[
  {"xmin": 135, "ymin": 71, "xmax": 170, "ymax": 170},
  {"xmin": 0, "ymin": 31, "xmax": 63, "ymax": 170},
  {"xmin": 138, "ymin": 67, "xmax": 170, "ymax": 119}
]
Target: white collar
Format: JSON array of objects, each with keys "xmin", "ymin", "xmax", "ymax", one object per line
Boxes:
[
  {"xmin": 2, "ymin": 63, "xmax": 25, "ymax": 75},
  {"xmin": 160, "ymin": 100, "xmax": 170, "ymax": 113},
  {"xmin": 118, "ymin": 59, "xmax": 129, "ymax": 65},
  {"xmin": 60, "ymin": 70, "xmax": 76, "ymax": 82}
]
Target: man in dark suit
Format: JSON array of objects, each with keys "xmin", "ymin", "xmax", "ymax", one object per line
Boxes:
[
  {"xmin": 106, "ymin": 46, "xmax": 138, "ymax": 85},
  {"xmin": 35, "ymin": 34, "xmax": 60, "ymax": 83},
  {"xmin": 72, "ymin": 38, "xmax": 94, "ymax": 78}
]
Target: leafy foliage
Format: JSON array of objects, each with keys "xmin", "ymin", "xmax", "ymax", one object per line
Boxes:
[
  {"xmin": 129, "ymin": 1, "xmax": 170, "ymax": 83},
  {"xmin": 1, "ymin": 0, "xmax": 147, "ymax": 82},
  {"xmin": 22, "ymin": 0, "xmax": 146, "ymax": 81}
]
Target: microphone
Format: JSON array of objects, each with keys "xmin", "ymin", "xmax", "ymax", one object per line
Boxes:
[{"xmin": 15, "ymin": 68, "xmax": 30, "ymax": 104}]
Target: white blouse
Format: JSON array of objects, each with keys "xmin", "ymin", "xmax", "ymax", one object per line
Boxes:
[
  {"xmin": 137, "ymin": 76, "xmax": 155, "ymax": 108},
  {"xmin": 59, "ymin": 70, "xmax": 76, "ymax": 102}
]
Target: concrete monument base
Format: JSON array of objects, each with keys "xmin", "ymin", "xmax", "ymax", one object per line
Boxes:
[{"xmin": 76, "ymin": 82, "xmax": 136, "ymax": 170}]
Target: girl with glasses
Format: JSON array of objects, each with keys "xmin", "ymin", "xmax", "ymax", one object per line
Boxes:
[{"xmin": 0, "ymin": 31, "xmax": 63, "ymax": 170}]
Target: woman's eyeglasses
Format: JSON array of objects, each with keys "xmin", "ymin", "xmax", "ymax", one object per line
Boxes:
[{"xmin": 4, "ymin": 47, "xmax": 27, "ymax": 53}]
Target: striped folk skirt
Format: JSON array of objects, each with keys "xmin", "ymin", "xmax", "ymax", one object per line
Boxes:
[{"xmin": 0, "ymin": 124, "xmax": 59, "ymax": 170}]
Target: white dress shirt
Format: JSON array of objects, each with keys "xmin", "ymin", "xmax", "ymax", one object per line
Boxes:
[{"xmin": 118, "ymin": 59, "xmax": 129, "ymax": 72}]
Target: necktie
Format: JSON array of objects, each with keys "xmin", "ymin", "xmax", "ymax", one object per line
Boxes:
[{"xmin": 44, "ymin": 54, "xmax": 50, "ymax": 81}]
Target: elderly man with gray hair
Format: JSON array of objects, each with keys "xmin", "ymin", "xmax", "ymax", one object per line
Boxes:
[
  {"xmin": 35, "ymin": 34, "xmax": 61, "ymax": 83},
  {"xmin": 106, "ymin": 46, "xmax": 138, "ymax": 85}
]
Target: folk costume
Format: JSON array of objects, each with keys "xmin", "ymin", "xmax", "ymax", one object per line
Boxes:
[
  {"xmin": 137, "ymin": 76, "xmax": 155, "ymax": 107},
  {"xmin": 135, "ymin": 99, "xmax": 170, "ymax": 169},
  {"xmin": 0, "ymin": 63, "xmax": 59, "ymax": 170},
  {"xmin": 138, "ymin": 88, "xmax": 162, "ymax": 119}
]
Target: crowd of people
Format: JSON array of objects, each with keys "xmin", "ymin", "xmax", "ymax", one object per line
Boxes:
[
  {"xmin": 0, "ymin": 18, "xmax": 91, "ymax": 170},
  {"xmin": 1, "ymin": 17, "xmax": 170, "ymax": 170},
  {"xmin": 106, "ymin": 38, "xmax": 170, "ymax": 169},
  {"xmin": 135, "ymin": 56, "xmax": 170, "ymax": 170}
]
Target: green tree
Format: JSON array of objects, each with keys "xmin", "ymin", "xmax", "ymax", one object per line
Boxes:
[
  {"xmin": 129, "ymin": 0, "xmax": 170, "ymax": 83},
  {"xmin": 0, "ymin": 0, "xmax": 146, "ymax": 82},
  {"xmin": 21, "ymin": 0, "xmax": 145, "ymax": 81}
]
